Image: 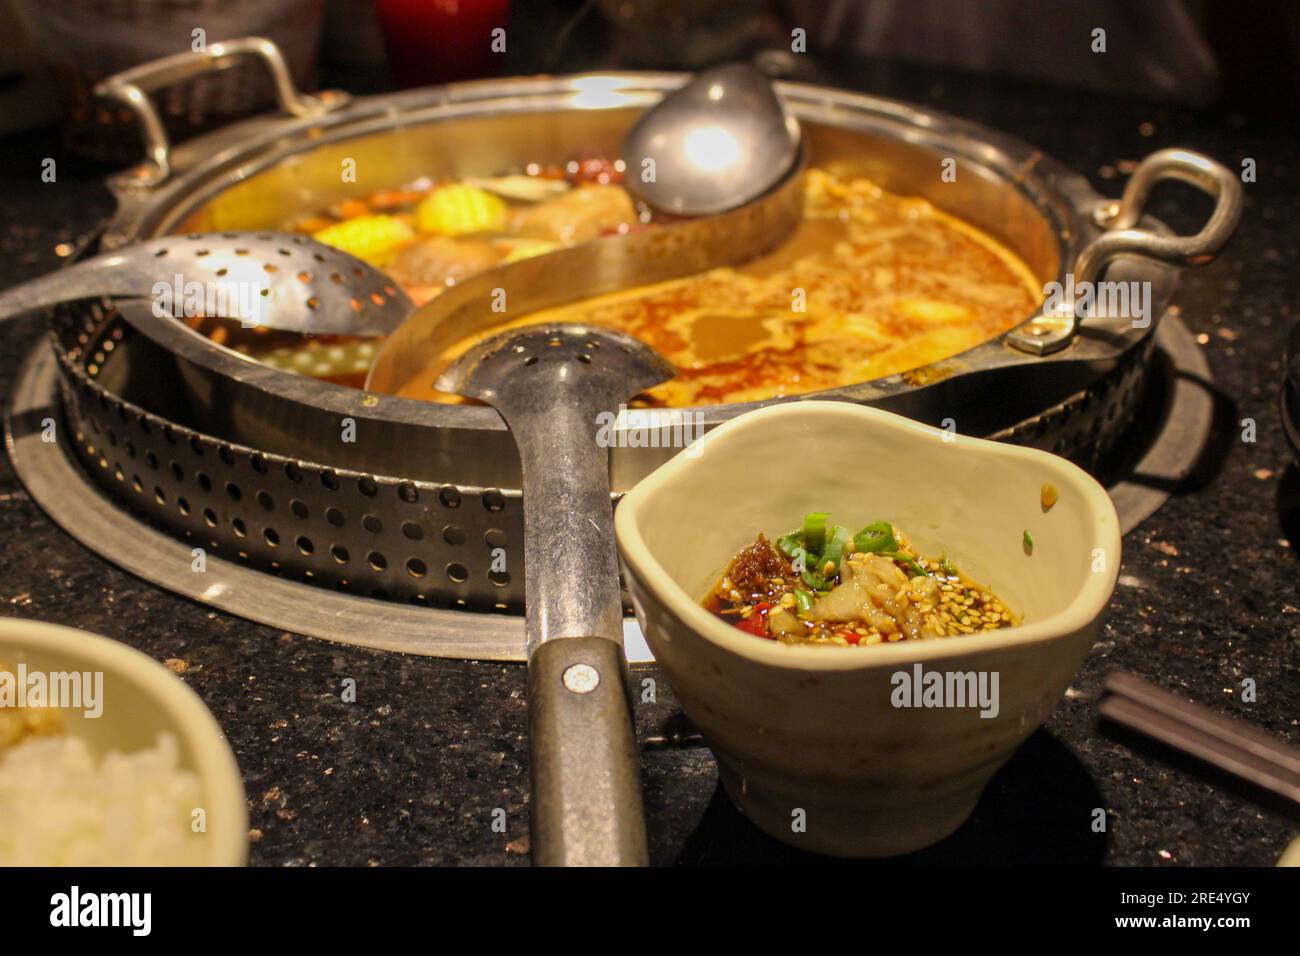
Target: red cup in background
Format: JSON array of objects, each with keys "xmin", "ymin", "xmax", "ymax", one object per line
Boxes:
[{"xmin": 372, "ymin": 0, "xmax": 511, "ymax": 87}]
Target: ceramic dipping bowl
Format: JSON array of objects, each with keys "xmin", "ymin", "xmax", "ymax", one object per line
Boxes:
[{"xmin": 615, "ymin": 400, "xmax": 1120, "ymax": 857}]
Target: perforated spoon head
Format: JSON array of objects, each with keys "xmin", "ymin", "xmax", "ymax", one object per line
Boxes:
[
  {"xmin": 436, "ymin": 324, "xmax": 675, "ymax": 414},
  {"xmin": 140, "ymin": 233, "xmax": 412, "ymax": 336},
  {"xmin": 0, "ymin": 232, "xmax": 412, "ymax": 337}
]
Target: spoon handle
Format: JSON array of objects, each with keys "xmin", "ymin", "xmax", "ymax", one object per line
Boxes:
[
  {"xmin": 432, "ymin": 325, "xmax": 670, "ymax": 866},
  {"xmin": 528, "ymin": 636, "xmax": 648, "ymax": 866},
  {"xmin": 0, "ymin": 255, "xmax": 146, "ymax": 320},
  {"xmin": 511, "ymin": 403, "xmax": 647, "ymax": 866}
]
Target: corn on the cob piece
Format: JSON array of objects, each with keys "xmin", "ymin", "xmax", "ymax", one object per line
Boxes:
[
  {"xmin": 312, "ymin": 215, "xmax": 414, "ymax": 264},
  {"xmin": 416, "ymin": 184, "xmax": 507, "ymax": 236}
]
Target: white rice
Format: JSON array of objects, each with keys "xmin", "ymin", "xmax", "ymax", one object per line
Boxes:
[{"xmin": 0, "ymin": 732, "xmax": 208, "ymax": 866}]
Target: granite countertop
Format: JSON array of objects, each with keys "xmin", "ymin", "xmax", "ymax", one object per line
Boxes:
[{"xmin": 0, "ymin": 60, "xmax": 1296, "ymax": 866}]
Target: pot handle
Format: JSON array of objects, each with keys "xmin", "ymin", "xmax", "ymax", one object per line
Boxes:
[
  {"xmin": 94, "ymin": 36, "xmax": 349, "ymax": 189},
  {"xmin": 1007, "ymin": 148, "xmax": 1243, "ymax": 355}
]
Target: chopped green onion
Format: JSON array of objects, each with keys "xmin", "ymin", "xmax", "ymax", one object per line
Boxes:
[
  {"xmin": 794, "ymin": 589, "xmax": 814, "ymax": 613},
  {"xmin": 939, "ymin": 555, "xmax": 958, "ymax": 577},
  {"xmin": 802, "ymin": 512, "xmax": 828, "ymax": 556},
  {"xmin": 776, "ymin": 533, "xmax": 813, "ymax": 573},
  {"xmin": 883, "ymin": 550, "xmax": 928, "ymax": 578},
  {"xmin": 821, "ymin": 526, "xmax": 851, "ymax": 572},
  {"xmin": 853, "ymin": 521, "xmax": 896, "ymax": 554},
  {"xmin": 1023, "ymin": 529, "xmax": 1034, "ymax": 553},
  {"xmin": 776, "ymin": 532, "xmax": 802, "ymax": 559},
  {"xmin": 802, "ymin": 570, "xmax": 834, "ymax": 591}
]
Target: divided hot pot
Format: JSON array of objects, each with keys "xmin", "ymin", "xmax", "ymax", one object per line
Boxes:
[{"xmin": 11, "ymin": 37, "xmax": 1239, "ymax": 642}]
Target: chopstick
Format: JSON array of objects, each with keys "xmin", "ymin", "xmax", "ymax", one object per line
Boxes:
[{"xmin": 1099, "ymin": 671, "xmax": 1300, "ymax": 807}]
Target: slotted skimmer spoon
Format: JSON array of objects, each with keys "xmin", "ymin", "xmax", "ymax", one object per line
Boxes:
[
  {"xmin": 437, "ymin": 323, "xmax": 675, "ymax": 867},
  {"xmin": 0, "ymin": 232, "xmax": 411, "ymax": 337}
]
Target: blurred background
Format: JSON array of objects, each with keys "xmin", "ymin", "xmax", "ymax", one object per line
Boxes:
[{"xmin": 0, "ymin": 0, "xmax": 1296, "ymax": 162}]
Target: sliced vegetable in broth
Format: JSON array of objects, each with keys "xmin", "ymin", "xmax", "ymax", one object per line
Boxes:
[
  {"xmin": 197, "ymin": 160, "xmax": 1041, "ymax": 406},
  {"xmin": 397, "ymin": 168, "xmax": 1042, "ymax": 406}
]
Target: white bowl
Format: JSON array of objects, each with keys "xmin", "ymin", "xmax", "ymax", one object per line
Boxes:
[
  {"xmin": 616, "ymin": 400, "xmax": 1121, "ymax": 857},
  {"xmin": 0, "ymin": 617, "xmax": 247, "ymax": 866}
]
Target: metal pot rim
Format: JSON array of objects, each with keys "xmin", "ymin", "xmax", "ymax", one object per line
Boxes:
[
  {"xmin": 95, "ymin": 65, "xmax": 1236, "ymax": 439},
  {"xmin": 96, "ymin": 70, "xmax": 1092, "ymax": 434}
]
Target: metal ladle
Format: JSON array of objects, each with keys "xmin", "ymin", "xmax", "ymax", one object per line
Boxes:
[
  {"xmin": 622, "ymin": 61, "xmax": 802, "ymax": 216},
  {"xmin": 0, "ymin": 232, "xmax": 412, "ymax": 337},
  {"xmin": 436, "ymin": 324, "xmax": 675, "ymax": 866}
]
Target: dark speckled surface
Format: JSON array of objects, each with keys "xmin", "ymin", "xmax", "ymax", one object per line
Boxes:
[{"xmin": 0, "ymin": 61, "xmax": 1296, "ymax": 866}]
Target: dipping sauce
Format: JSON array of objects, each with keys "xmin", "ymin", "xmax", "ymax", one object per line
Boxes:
[{"xmin": 704, "ymin": 513, "xmax": 1018, "ymax": 646}]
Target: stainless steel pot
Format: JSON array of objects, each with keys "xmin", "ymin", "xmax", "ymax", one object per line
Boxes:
[{"xmin": 42, "ymin": 37, "xmax": 1241, "ymax": 613}]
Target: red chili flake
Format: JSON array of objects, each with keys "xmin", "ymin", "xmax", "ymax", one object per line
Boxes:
[
  {"xmin": 734, "ymin": 602, "xmax": 774, "ymax": 638},
  {"xmin": 842, "ymin": 632, "xmax": 861, "ymax": 645}
]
